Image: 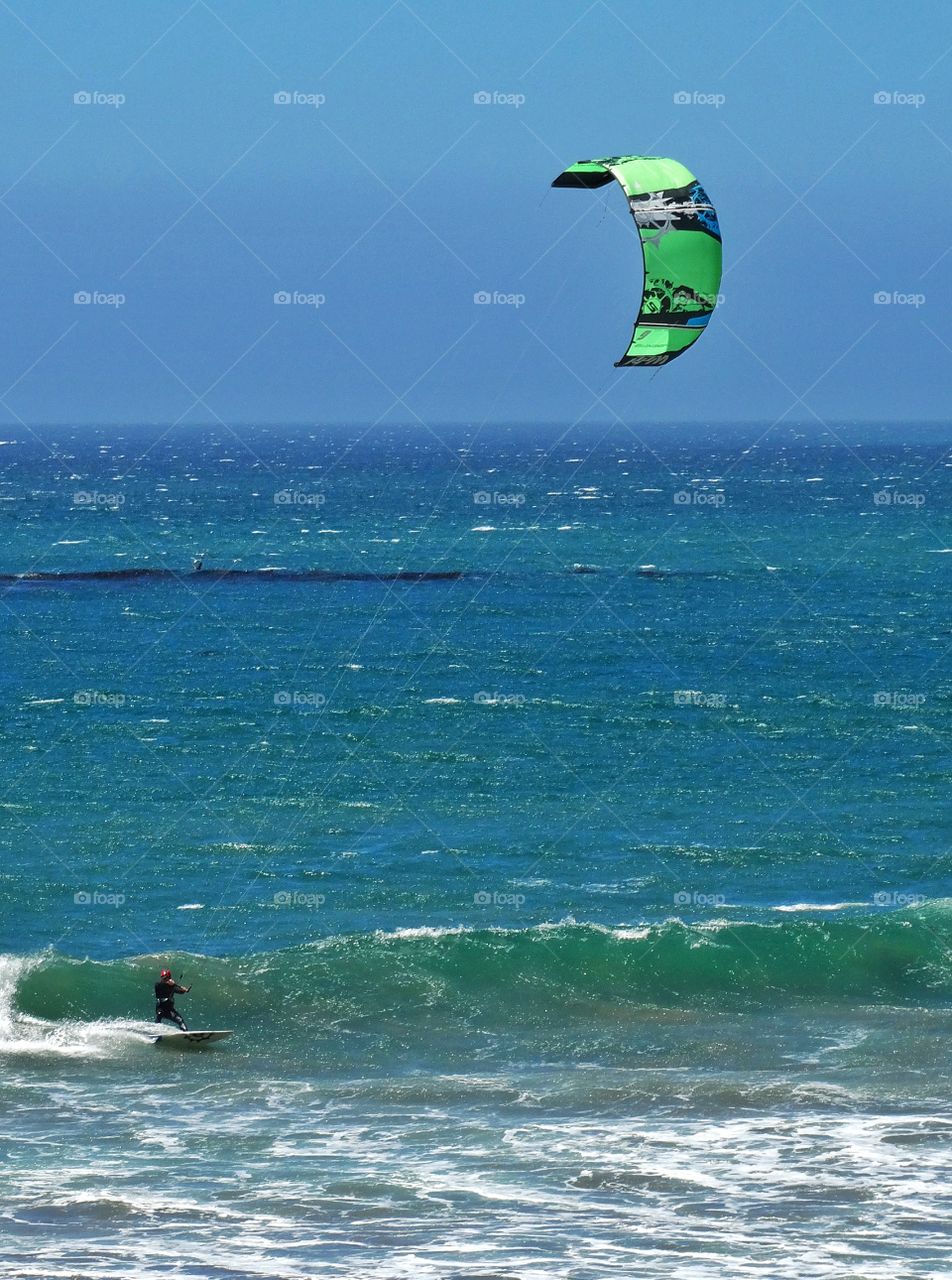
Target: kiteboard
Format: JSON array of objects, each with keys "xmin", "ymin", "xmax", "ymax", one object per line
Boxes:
[{"xmin": 151, "ymin": 1029, "xmax": 232, "ymax": 1047}]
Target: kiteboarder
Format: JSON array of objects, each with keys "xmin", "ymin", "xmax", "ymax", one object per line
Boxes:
[{"xmin": 154, "ymin": 968, "xmax": 191, "ymax": 1031}]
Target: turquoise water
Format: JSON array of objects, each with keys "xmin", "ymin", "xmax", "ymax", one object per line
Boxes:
[{"xmin": 1, "ymin": 426, "xmax": 951, "ymax": 1278}]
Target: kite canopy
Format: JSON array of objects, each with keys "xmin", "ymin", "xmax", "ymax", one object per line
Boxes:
[{"xmin": 552, "ymin": 156, "xmax": 722, "ymax": 367}]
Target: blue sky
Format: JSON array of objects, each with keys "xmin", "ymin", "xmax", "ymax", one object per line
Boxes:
[{"xmin": 0, "ymin": 0, "xmax": 949, "ymax": 428}]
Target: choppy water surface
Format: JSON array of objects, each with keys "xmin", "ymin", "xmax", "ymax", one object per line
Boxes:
[{"xmin": 1, "ymin": 426, "xmax": 950, "ymax": 1278}]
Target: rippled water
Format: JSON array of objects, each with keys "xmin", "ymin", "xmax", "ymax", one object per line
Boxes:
[{"xmin": 1, "ymin": 426, "xmax": 950, "ymax": 1277}]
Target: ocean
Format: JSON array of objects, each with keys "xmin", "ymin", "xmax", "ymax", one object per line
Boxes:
[{"xmin": 1, "ymin": 424, "xmax": 950, "ymax": 1278}]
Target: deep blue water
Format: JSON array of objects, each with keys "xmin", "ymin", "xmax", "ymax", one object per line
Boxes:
[{"xmin": 1, "ymin": 426, "xmax": 950, "ymax": 1278}]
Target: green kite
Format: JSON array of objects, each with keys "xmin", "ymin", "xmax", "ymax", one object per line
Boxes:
[{"xmin": 552, "ymin": 156, "xmax": 722, "ymax": 366}]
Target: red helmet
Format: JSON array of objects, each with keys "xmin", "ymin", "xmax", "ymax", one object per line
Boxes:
[{"xmin": 160, "ymin": 969, "xmax": 172, "ymax": 979}]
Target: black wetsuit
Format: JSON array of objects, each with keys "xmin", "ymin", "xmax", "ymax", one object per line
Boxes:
[{"xmin": 154, "ymin": 979, "xmax": 188, "ymax": 1031}]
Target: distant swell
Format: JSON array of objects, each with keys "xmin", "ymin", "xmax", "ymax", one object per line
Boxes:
[
  {"xmin": 0, "ymin": 565, "xmax": 732, "ymax": 588},
  {"xmin": 0, "ymin": 567, "xmax": 470, "ymax": 586}
]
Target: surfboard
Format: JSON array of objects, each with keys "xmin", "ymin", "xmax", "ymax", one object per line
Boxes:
[{"xmin": 151, "ymin": 1029, "xmax": 232, "ymax": 1047}]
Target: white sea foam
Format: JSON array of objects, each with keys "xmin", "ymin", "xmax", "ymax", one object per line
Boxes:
[
  {"xmin": 0, "ymin": 955, "xmax": 143, "ymax": 1058},
  {"xmin": 375, "ymin": 925, "xmax": 472, "ymax": 941},
  {"xmin": 773, "ymin": 902, "xmax": 862, "ymax": 912}
]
